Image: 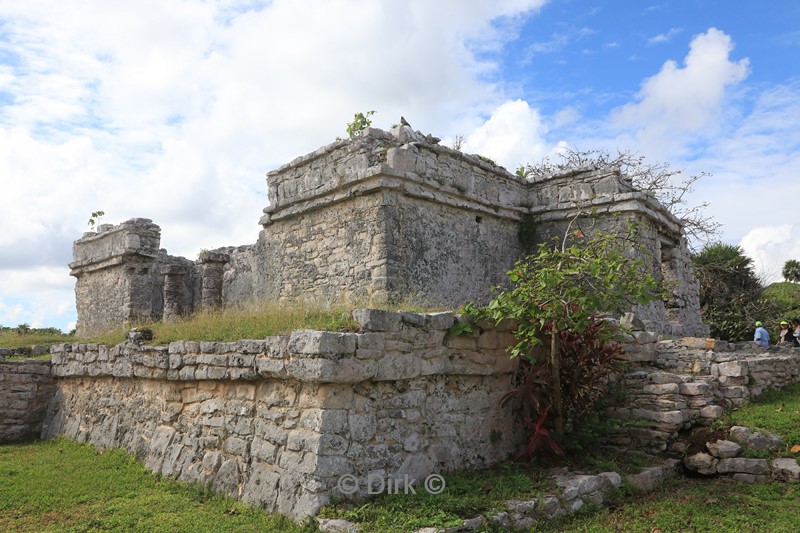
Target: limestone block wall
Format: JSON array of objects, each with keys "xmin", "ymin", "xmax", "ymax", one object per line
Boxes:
[
  {"xmin": 254, "ymin": 194, "xmax": 389, "ymax": 304},
  {"xmin": 70, "ymin": 219, "xmax": 162, "ymax": 336},
  {"xmin": 43, "ymin": 310, "xmax": 520, "ymax": 518},
  {"xmin": 609, "ymin": 337, "xmax": 800, "ymax": 454},
  {"xmin": 383, "ymin": 192, "xmax": 521, "ymax": 305},
  {"xmin": 0, "ymin": 360, "xmax": 55, "ymax": 442}
]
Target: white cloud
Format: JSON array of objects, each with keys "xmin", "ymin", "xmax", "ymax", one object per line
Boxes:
[
  {"xmin": 611, "ymin": 28, "xmax": 750, "ymax": 159},
  {"xmin": 647, "ymin": 27, "xmax": 683, "ymax": 45},
  {"xmin": 0, "ymin": 266, "xmax": 75, "ymax": 330},
  {"xmin": 739, "ymin": 225, "xmax": 799, "ymax": 284},
  {"xmin": 463, "ymin": 99, "xmax": 555, "ymax": 170}
]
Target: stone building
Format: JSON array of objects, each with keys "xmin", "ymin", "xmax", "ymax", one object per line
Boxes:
[{"xmin": 70, "ymin": 124, "xmax": 707, "ymax": 338}]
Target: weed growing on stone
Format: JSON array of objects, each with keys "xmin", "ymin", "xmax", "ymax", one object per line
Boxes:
[{"xmin": 89, "ymin": 301, "xmax": 359, "ymax": 345}]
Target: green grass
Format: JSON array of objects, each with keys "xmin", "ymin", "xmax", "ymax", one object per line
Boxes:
[
  {"xmin": 538, "ymin": 477, "xmax": 800, "ymax": 532},
  {"xmin": 89, "ymin": 301, "xmax": 360, "ymax": 346},
  {"xmin": 0, "ymin": 329, "xmax": 76, "ymax": 350},
  {"xmin": 319, "ymin": 463, "xmax": 557, "ymax": 532},
  {"xmin": 86, "ymin": 296, "xmax": 453, "ymax": 346},
  {"xmin": 0, "ymin": 439, "xmax": 314, "ymax": 532},
  {"xmin": 5, "ymin": 299, "xmax": 449, "ymax": 350},
  {"xmin": 725, "ymin": 383, "xmax": 800, "ymax": 447}
]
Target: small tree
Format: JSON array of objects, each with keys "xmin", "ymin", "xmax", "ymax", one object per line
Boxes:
[
  {"xmin": 692, "ymin": 243, "xmax": 772, "ymax": 341},
  {"xmin": 345, "ymin": 110, "xmax": 375, "ymax": 140},
  {"xmin": 520, "ymin": 148, "xmax": 720, "ymax": 247},
  {"xmin": 87, "ymin": 210, "xmax": 105, "ymax": 230},
  {"xmin": 470, "ymin": 217, "xmax": 662, "ymax": 439},
  {"xmin": 782, "ymin": 259, "xmax": 800, "ymax": 283}
]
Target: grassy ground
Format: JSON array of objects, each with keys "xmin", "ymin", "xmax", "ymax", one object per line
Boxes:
[
  {"xmin": 0, "ymin": 439, "xmax": 313, "ymax": 533},
  {"xmin": 539, "ymin": 477, "xmax": 800, "ymax": 532},
  {"xmin": 724, "ymin": 383, "xmax": 800, "ymax": 447},
  {"xmin": 90, "ymin": 301, "xmax": 360, "ymax": 346},
  {"xmin": 3, "ymin": 299, "xmax": 450, "ymax": 353},
  {"xmin": 1, "ymin": 302, "xmax": 362, "ymax": 357},
  {"xmin": 0, "ymin": 329, "xmax": 76, "ymax": 350}
]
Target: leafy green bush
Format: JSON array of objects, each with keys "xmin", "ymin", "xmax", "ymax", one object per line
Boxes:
[{"xmin": 468, "ymin": 218, "xmax": 661, "ymax": 441}]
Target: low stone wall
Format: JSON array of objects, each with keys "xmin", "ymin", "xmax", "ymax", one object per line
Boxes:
[
  {"xmin": 42, "ymin": 310, "xmax": 520, "ymax": 518},
  {"xmin": 0, "ymin": 360, "xmax": 55, "ymax": 442},
  {"xmin": 609, "ymin": 336, "xmax": 800, "ymax": 454}
]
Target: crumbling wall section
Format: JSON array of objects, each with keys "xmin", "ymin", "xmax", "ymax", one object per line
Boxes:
[
  {"xmin": 70, "ymin": 219, "xmax": 162, "ymax": 337},
  {"xmin": 608, "ymin": 334, "xmax": 800, "ymax": 454},
  {"xmin": 0, "ymin": 360, "xmax": 55, "ymax": 442}
]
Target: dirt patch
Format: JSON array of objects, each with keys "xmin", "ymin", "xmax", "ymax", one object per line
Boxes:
[{"xmin": 685, "ymin": 427, "xmax": 730, "ymax": 455}]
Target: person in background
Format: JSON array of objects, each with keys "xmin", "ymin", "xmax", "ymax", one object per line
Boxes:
[
  {"xmin": 753, "ymin": 321, "xmax": 770, "ymax": 347},
  {"xmin": 776, "ymin": 321, "xmax": 799, "ymax": 346},
  {"xmin": 793, "ymin": 318, "xmax": 800, "ymax": 343}
]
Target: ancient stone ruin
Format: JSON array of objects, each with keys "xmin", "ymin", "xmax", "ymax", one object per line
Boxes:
[
  {"xmin": 7, "ymin": 123, "xmax": 800, "ymax": 525},
  {"xmin": 70, "ymin": 124, "xmax": 707, "ymax": 338}
]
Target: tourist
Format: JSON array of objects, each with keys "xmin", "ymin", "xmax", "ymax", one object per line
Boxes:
[
  {"xmin": 777, "ymin": 321, "xmax": 799, "ymax": 347},
  {"xmin": 753, "ymin": 321, "xmax": 769, "ymax": 347},
  {"xmin": 793, "ymin": 319, "xmax": 800, "ymax": 343},
  {"xmin": 777, "ymin": 320, "xmax": 800, "ymax": 348}
]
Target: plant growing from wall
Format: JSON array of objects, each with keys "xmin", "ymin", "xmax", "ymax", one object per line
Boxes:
[
  {"xmin": 469, "ymin": 217, "xmax": 662, "ymax": 444},
  {"xmin": 87, "ymin": 210, "xmax": 105, "ymax": 230},
  {"xmin": 345, "ymin": 110, "xmax": 376, "ymax": 140}
]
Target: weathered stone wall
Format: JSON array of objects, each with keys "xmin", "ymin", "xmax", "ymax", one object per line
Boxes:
[
  {"xmin": 254, "ymin": 193, "xmax": 388, "ymax": 305},
  {"xmin": 609, "ymin": 334, "xmax": 800, "ymax": 454},
  {"xmin": 70, "ymin": 124, "xmax": 706, "ymax": 339},
  {"xmin": 218, "ymin": 245, "xmax": 256, "ymax": 307},
  {"xmin": 43, "ymin": 310, "xmax": 520, "ymax": 518},
  {"xmin": 0, "ymin": 360, "xmax": 55, "ymax": 442},
  {"xmin": 70, "ymin": 219, "xmax": 161, "ymax": 337},
  {"xmin": 382, "ymin": 192, "xmax": 521, "ymax": 305}
]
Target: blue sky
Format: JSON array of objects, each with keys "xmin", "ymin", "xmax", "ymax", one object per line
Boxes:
[{"xmin": 1, "ymin": 0, "xmax": 798, "ymax": 333}]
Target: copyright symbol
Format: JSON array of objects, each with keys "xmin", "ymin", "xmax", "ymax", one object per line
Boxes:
[
  {"xmin": 337, "ymin": 474, "xmax": 358, "ymax": 495},
  {"xmin": 424, "ymin": 474, "xmax": 445, "ymax": 495}
]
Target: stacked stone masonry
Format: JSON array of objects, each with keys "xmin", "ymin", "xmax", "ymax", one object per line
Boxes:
[
  {"xmin": 683, "ymin": 427, "xmax": 800, "ymax": 483},
  {"xmin": 608, "ymin": 328, "xmax": 800, "ymax": 454},
  {"xmin": 70, "ymin": 124, "xmax": 707, "ymax": 338},
  {"xmin": 42, "ymin": 310, "xmax": 520, "ymax": 518},
  {"xmin": 0, "ymin": 360, "xmax": 55, "ymax": 442}
]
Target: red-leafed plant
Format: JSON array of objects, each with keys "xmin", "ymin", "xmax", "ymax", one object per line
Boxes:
[
  {"xmin": 516, "ymin": 405, "xmax": 565, "ymax": 461},
  {"xmin": 501, "ymin": 314, "xmax": 625, "ymax": 460}
]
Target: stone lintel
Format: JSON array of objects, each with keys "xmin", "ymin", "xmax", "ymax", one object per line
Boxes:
[
  {"xmin": 69, "ymin": 251, "xmax": 158, "ymax": 277},
  {"xmin": 530, "ymin": 193, "xmax": 682, "ymax": 237},
  {"xmin": 265, "ymin": 167, "xmax": 528, "ymax": 226},
  {"xmin": 71, "ymin": 218, "xmax": 161, "ymax": 275}
]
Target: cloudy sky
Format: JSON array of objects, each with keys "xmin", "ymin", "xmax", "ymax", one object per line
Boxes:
[{"xmin": 1, "ymin": 0, "xmax": 798, "ymax": 332}]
